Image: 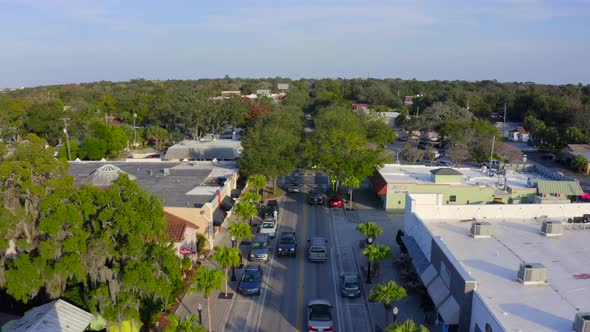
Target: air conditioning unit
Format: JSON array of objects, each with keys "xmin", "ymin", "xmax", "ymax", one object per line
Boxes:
[
  {"xmin": 471, "ymin": 222, "xmax": 493, "ymax": 238},
  {"xmin": 517, "ymin": 263, "xmax": 547, "ymax": 285},
  {"xmin": 573, "ymin": 312, "xmax": 590, "ymax": 332},
  {"xmin": 541, "ymin": 220, "xmax": 563, "ymax": 237}
]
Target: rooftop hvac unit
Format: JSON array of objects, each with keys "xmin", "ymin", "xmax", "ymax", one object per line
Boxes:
[
  {"xmin": 573, "ymin": 312, "xmax": 590, "ymax": 332},
  {"xmin": 541, "ymin": 220, "xmax": 563, "ymax": 237},
  {"xmin": 471, "ymin": 222, "xmax": 493, "ymax": 238},
  {"xmin": 517, "ymin": 263, "xmax": 547, "ymax": 285}
]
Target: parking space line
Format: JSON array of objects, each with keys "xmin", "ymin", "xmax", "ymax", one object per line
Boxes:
[{"xmin": 296, "ymin": 203, "xmax": 307, "ymax": 332}]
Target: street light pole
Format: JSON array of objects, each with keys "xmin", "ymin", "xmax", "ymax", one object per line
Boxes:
[
  {"xmin": 231, "ymin": 235, "xmax": 237, "ymax": 281},
  {"xmin": 393, "ymin": 306, "xmax": 399, "ymax": 323},
  {"xmin": 197, "ymin": 303, "xmax": 203, "ymax": 326},
  {"xmin": 366, "ymin": 237, "xmax": 373, "ymax": 284},
  {"xmin": 133, "ymin": 111, "xmax": 137, "ymax": 149}
]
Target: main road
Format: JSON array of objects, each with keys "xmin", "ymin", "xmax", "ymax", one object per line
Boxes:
[{"xmin": 225, "ymin": 178, "xmax": 373, "ymax": 332}]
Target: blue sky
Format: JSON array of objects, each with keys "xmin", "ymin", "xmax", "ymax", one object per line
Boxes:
[{"xmin": 1, "ymin": 0, "xmax": 589, "ymax": 87}]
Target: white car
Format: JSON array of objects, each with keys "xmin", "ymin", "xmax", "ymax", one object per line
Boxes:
[{"xmin": 258, "ymin": 216, "xmax": 277, "ymax": 238}]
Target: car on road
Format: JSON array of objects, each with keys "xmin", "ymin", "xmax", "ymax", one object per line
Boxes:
[
  {"xmin": 307, "ymin": 191, "xmax": 324, "ymax": 205},
  {"xmin": 307, "ymin": 299, "xmax": 333, "ymax": 332},
  {"xmin": 238, "ymin": 264, "xmax": 263, "ymax": 296},
  {"xmin": 287, "ymin": 182, "xmax": 302, "ymax": 193},
  {"xmin": 307, "ymin": 237, "xmax": 328, "ymax": 263},
  {"xmin": 249, "ymin": 233, "xmax": 271, "ymax": 262},
  {"xmin": 328, "ymin": 195, "xmax": 343, "ymax": 208},
  {"xmin": 340, "ymin": 274, "xmax": 361, "ymax": 298},
  {"xmin": 258, "ymin": 216, "xmax": 277, "ymax": 238},
  {"xmin": 277, "ymin": 232, "xmax": 297, "ymax": 257}
]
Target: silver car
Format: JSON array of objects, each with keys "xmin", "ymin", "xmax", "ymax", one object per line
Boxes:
[
  {"xmin": 307, "ymin": 299, "xmax": 333, "ymax": 332},
  {"xmin": 287, "ymin": 182, "xmax": 302, "ymax": 193},
  {"xmin": 249, "ymin": 233, "xmax": 271, "ymax": 262}
]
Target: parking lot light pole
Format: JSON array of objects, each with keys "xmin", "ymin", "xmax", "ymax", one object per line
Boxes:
[{"xmin": 366, "ymin": 237, "xmax": 373, "ymax": 284}]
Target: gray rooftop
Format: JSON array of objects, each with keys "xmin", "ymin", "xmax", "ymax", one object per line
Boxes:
[
  {"xmin": 2, "ymin": 299, "xmax": 94, "ymax": 332},
  {"xmin": 426, "ymin": 217, "xmax": 590, "ymax": 332},
  {"xmin": 164, "ymin": 139, "xmax": 242, "ymax": 161},
  {"xmin": 68, "ymin": 161, "xmax": 235, "ymax": 207}
]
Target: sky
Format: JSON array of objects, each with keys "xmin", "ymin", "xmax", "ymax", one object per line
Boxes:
[{"xmin": 1, "ymin": 0, "xmax": 589, "ymax": 87}]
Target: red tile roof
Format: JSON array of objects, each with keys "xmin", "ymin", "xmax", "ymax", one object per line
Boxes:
[{"xmin": 165, "ymin": 212, "xmax": 198, "ymax": 242}]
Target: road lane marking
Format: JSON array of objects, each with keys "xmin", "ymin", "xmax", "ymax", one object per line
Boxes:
[
  {"xmin": 328, "ymin": 211, "xmax": 344, "ymax": 332},
  {"xmin": 254, "ymin": 197, "xmax": 284, "ymax": 332},
  {"xmin": 296, "ymin": 202, "xmax": 307, "ymax": 332}
]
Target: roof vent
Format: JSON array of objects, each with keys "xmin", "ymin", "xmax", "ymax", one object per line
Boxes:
[
  {"xmin": 541, "ymin": 220, "xmax": 563, "ymax": 237},
  {"xmin": 517, "ymin": 263, "xmax": 547, "ymax": 285},
  {"xmin": 471, "ymin": 222, "xmax": 493, "ymax": 238},
  {"xmin": 573, "ymin": 312, "xmax": 590, "ymax": 332}
]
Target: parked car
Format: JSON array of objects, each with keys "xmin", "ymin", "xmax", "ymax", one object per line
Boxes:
[
  {"xmin": 328, "ymin": 195, "xmax": 343, "ymax": 208},
  {"xmin": 307, "ymin": 191, "xmax": 324, "ymax": 205},
  {"xmin": 340, "ymin": 274, "xmax": 361, "ymax": 298},
  {"xmin": 249, "ymin": 234, "xmax": 271, "ymax": 262},
  {"xmin": 436, "ymin": 160, "xmax": 453, "ymax": 167},
  {"xmin": 397, "ymin": 135, "xmax": 409, "ymax": 142},
  {"xmin": 238, "ymin": 264, "xmax": 263, "ymax": 296},
  {"xmin": 266, "ymin": 199, "xmax": 280, "ymax": 215},
  {"xmin": 542, "ymin": 153, "xmax": 556, "ymax": 160},
  {"xmin": 481, "ymin": 160, "xmax": 500, "ymax": 170},
  {"xmin": 258, "ymin": 216, "xmax": 277, "ymax": 238},
  {"xmin": 287, "ymin": 182, "xmax": 302, "ymax": 193},
  {"xmin": 277, "ymin": 232, "xmax": 297, "ymax": 257},
  {"xmin": 307, "ymin": 299, "xmax": 333, "ymax": 332}
]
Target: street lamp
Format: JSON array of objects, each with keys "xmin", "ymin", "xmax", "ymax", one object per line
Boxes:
[
  {"xmin": 393, "ymin": 306, "xmax": 399, "ymax": 323},
  {"xmin": 230, "ymin": 235, "xmax": 237, "ymax": 281},
  {"xmin": 366, "ymin": 237, "xmax": 373, "ymax": 284},
  {"xmin": 197, "ymin": 303, "xmax": 203, "ymax": 326}
]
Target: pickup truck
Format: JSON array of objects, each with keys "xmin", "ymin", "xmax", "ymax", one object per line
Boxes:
[{"xmin": 258, "ymin": 216, "xmax": 277, "ymax": 238}]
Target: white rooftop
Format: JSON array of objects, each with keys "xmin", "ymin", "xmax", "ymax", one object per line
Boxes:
[
  {"xmin": 378, "ymin": 164, "xmax": 545, "ymax": 189},
  {"xmin": 426, "ymin": 217, "xmax": 590, "ymax": 332}
]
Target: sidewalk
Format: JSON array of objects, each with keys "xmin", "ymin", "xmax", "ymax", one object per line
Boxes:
[
  {"xmin": 175, "ymin": 216, "xmax": 247, "ymax": 332},
  {"xmin": 347, "ymin": 183, "xmax": 441, "ymax": 332}
]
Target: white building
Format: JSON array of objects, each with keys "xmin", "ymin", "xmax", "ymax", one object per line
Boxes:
[{"xmin": 403, "ymin": 193, "xmax": 590, "ymax": 332}]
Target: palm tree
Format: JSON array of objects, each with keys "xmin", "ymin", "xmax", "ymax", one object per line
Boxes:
[
  {"xmin": 385, "ymin": 319, "xmax": 429, "ymax": 332},
  {"xmin": 227, "ymin": 221, "xmax": 253, "ymax": 247},
  {"xmin": 342, "ymin": 175, "xmax": 361, "ymax": 209},
  {"xmin": 210, "ymin": 245, "xmax": 241, "ymax": 296},
  {"xmin": 362, "ymin": 244, "xmax": 392, "ymax": 283},
  {"xmin": 164, "ymin": 313, "xmax": 207, "ymax": 332},
  {"xmin": 188, "ymin": 266, "xmax": 226, "ymax": 332},
  {"xmin": 241, "ymin": 191, "xmax": 262, "ymax": 204},
  {"xmin": 369, "ymin": 280, "xmax": 408, "ymax": 325},
  {"xmin": 234, "ymin": 201, "xmax": 258, "ymax": 225},
  {"xmin": 248, "ymin": 175, "xmax": 267, "ymax": 195},
  {"xmin": 356, "ymin": 222, "xmax": 384, "ymax": 243}
]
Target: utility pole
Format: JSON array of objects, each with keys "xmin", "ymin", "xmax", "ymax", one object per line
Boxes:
[
  {"xmin": 133, "ymin": 111, "xmax": 137, "ymax": 149},
  {"xmin": 503, "ymin": 102, "xmax": 507, "ymax": 139},
  {"xmin": 60, "ymin": 118, "xmax": 72, "ymax": 161}
]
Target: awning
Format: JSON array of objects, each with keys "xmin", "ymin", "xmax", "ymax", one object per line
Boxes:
[
  {"xmin": 231, "ymin": 189, "xmax": 242, "ymax": 199},
  {"xmin": 213, "ymin": 208, "xmax": 227, "ymax": 227},
  {"xmin": 221, "ymin": 196, "xmax": 235, "ymax": 211},
  {"xmin": 402, "ymin": 235, "xmax": 430, "ymax": 275},
  {"xmin": 438, "ymin": 296, "xmax": 460, "ymax": 325},
  {"xmin": 420, "ymin": 264, "xmax": 437, "ymax": 287},
  {"xmin": 427, "ymin": 276, "xmax": 450, "ymax": 307}
]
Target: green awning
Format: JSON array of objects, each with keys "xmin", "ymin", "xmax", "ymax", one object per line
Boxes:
[{"xmin": 536, "ymin": 180, "xmax": 584, "ymax": 196}]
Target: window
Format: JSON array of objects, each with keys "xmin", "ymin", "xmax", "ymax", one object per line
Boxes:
[{"xmin": 450, "ymin": 195, "xmax": 456, "ymax": 202}]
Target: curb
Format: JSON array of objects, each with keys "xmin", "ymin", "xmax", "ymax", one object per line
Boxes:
[{"xmin": 352, "ymin": 245, "xmax": 377, "ymax": 332}]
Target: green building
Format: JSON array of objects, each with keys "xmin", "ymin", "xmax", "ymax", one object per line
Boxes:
[{"xmin": 370, "ymin": 164, "xmax": 583, "ymax": 213}]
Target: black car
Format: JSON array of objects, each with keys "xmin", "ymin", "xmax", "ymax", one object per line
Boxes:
[
  {"xmin": 266, "ymin": 199, "xmax": 280, "ymax": 215},
  {"xmin": 307, "ymin": 191, "xmax": 324, "ymax": 205},
  {"xmin": 417, "ymin": 142, "xmax": 427, "ymax": 150},
  {"xmin": 238, "ymin": 264, "xmax": 263, "ymax": 296},
  {"xmin": 277, "ymin": 232, "xmax": 297, "ymax": 257},
  {"xmin": 340, "ymin": 274, "xmax": 361, "ymax": 298}
]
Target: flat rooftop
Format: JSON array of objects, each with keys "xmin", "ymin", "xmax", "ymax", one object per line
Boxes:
[
  {"xmin": 378, "ymin": 164, "xmax": 546, "ymax": 189},
  {"xmin": 68, "ymin": 161, "xmax": 237, "ymax": 208},
  {"xmin": 425, "ymin": 217, "xmax": 590, "ymax": 332}
]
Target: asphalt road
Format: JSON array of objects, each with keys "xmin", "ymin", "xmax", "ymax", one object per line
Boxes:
[{"xmin": 225, "ymin": 174, "xmax": 372, "ymax": 332}]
